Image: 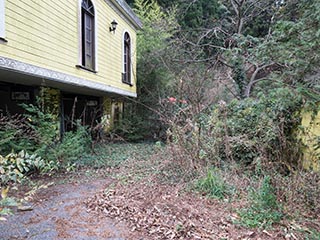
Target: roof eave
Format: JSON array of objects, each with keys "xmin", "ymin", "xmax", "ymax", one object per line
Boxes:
[{"xmin": 109, "ymin": 0, "xmax": 143, "ymax": 30}]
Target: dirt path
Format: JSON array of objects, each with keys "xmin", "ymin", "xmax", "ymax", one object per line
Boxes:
[{"xmin": 0, "ymin": 178, "xmax": 129, "ymax": 240}]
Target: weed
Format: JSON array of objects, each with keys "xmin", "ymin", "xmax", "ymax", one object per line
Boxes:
[
  {"xmin": 0, "ymin": 197, "xmax": 17, "ymax": 217},
  {"xmin": 238, "ymin": 176, "xmax": 283, "ymax": 228},
  {"xmin": 76, "ymin": 143, "xmax": 158, "ymax": 169},
  {"xmin": 196, "ymin": 169, "xmax": 233, "ymax": 200},
  {"xmin": 304, "ymin": 229, "xmax": 320, "ymax": 240}
]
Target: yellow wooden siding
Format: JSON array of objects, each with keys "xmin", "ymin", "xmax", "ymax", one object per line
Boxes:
[
  {"xmin": 300, "ymin": 111, "xmax": 320, "ymax": 171},
  {"xmin": 0, "ymin": 0, "xmax": 137, "ymax": 94}
]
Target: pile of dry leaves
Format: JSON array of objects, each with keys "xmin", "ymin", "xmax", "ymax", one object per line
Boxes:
[{"xmin": 85, "ymin": 181, "xmax": 282, "ymax": 239}]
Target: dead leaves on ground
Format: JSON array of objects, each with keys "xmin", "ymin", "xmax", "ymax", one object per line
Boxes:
[{"xmin": 85, "ymin": 182, "xmax": 276, "ymax": 240}]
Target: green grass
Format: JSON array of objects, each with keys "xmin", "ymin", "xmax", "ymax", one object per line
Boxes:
[
  {"xmin": 238, "ymin": 176, "xmax": 283, "ymax": 229},
  {"xmin": 196, "ymin": 169, "xmax": 234, "ymax": 200},
  {"xmin": 304, "ymin": 229, "xmax": 320, "ymax": 240},
  {"xmin": 76, "ymin": 142, "xmax": 158, "ymax": 169}
]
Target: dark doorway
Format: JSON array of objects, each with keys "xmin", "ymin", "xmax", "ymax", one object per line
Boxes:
[{"xmin": 61, "ymin": 93, "xmax": 101, "ymax": 133}]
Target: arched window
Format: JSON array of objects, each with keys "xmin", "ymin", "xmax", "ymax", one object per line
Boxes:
[
  {"xmin": 81, "ymin": 0, "xmax": 95, "ymax": 70},
  {"xmin": 122, "ymin": 32, "xmax": 131, "ymax": 84},
  {"xmin": 0, "ymin": 0, "xmax": 5, "ymax": 40}
]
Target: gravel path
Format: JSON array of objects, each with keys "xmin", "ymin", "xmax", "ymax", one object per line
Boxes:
[{"xmin": 0, "ymin": 179, "xmax": 128, "ymax": 240}]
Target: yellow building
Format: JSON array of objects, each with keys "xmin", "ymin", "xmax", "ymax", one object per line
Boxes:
[
  {"xmin": 0, "ymin": 0, "xmax": 141, "ymax": 133},
  {"xmin": 300, "ymin": 111, "xmax": 320, "ymax": 171}
]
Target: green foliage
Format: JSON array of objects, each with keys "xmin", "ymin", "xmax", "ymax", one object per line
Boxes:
[
  {"xmin": 178, "ymin": 0, "xmax": 222, "ymax": 30},
  {"xmin": 239, "ymin": 176, "xmax": 283, "ymax": 228},
  {"xmin": 208, "ymin": 87, "xmax": 302, "ymax": 165},
  {"xmin": 0, "ymin": 197, "xmax": 17, "ymax": 217},
  {"xmin": 21, "ymin": 103, "xmax": 92, "ymax": 170},
  {"xmin": 125, "ymin": 0, "xmax": 319, "ymax": 173},
  {"xmin": 134, "ymin": 0, "xmax": 177, "ymax": 69},
  {"xmin": 50, "ymin": 121, "xmax": 91, "ymax": 164},
  {"xmin": 21, "ymin": 102, "xmax": 59, "ymax": 156},
  {"xmin": 196, "ymin": 170, "xmax": 233, "ymax": 200},
  {"xmin": 0, "ymin": 89, "xmax": 60, "ymax": 156},
  {"xmin": 0, "ymin": 114, "xmax": 38, "ymax": 154},
  {"xmin": 1, "ymin": 100, "xmax": 92, "ymax": 174},
  {"xmin": 0, "ymin": 151, "xmax": 45, "ymax": 186},
  {"xmin": 118, "ymin": 0, "xmax": 178, "ymax": 141},
  {"xmin": 256, "ymin": 0, "xmax": 320, "ymax": 86},
  {"xmin": 112, "ymin": 114, "xmax": 151, "ymax": 141},
  {"xmin": 304, "ymin": 229, "xmax": 320, "ymax": 240}
]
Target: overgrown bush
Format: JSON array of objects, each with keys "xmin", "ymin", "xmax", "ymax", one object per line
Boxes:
[
  {"xmin": 273, "ymin": 171, "xmax": 320, "ymax": 215},
  {"xmin": 24, "ymin": 102, "xmax": 92, "ymax": 167},
  {"xmin": 112, "ymin": 114, "xmax": 154, "ymax": 141},
  {"xmin": 0, "ymin": 113, "xmax": 38, "ymax": 155},
  {"xmin": 166, "ymin": 87, "xmax": 304, "ymax": 171},
  {"xmin": 21, "ymin": 103, "xmax": 59, "ymax": 157},
  {"xmin": 0, "ymin": 101, "xmax": 92, "ymax": 174},
  {"xmin": 212, "ymin": 88, "xmax": 302, "ymax": 166},
  {"xmin": 49, "ymin": 121, "xmax": 91, "ymax": 164}
]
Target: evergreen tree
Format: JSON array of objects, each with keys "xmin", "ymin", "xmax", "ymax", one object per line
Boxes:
[
  {"xmin": 178, "ymin": 0, "xmax": 222, "ymax": 30},
  {"xmin": 120, "ymin": 0, "xmax": 178, "ymax": 140}
]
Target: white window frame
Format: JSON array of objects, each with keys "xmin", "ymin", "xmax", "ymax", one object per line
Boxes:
[
  {"xmin": 0, "ymin": 0, "xmax": 5, "ymax": 40},
  {"xmin": 122, "ymin": 30, "xmax": 133, "ymax": 85},
  {"xmin": 77, "ymin": 0, "xmax": 98, "ymax": 71}
]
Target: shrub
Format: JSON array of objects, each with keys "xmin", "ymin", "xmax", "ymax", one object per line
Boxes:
[
  {"xmin": 212, "ymin": 88, "xmax": 302, "ymax": 166},
  {"xmin": 112, "ymin": 114, "xmax": 151, "ymax": 141},
  {"xmin": 159, "ymin": 86, "xmax": 304, "ymax": 173},
  {"xmin": 1, "ymin": 101, "xmax": 93, "ymax": 173},
  {"xmin": 273, "ymin": 171, "xmax": 320, "ymax": 215},
  {"xmin": 24, "ymin": 103, "xmax": 92, "ymax": 168},
  {"xmin": 0, "ymin": 113, "xmax": 38, "ymax": 155},
  {"xmin": 50, "ymin": 121, "xmax": 92, "ymax": 164},
  {"xmin": 20, "ymin": 102, "xmax": 59, "ymax": 157}
]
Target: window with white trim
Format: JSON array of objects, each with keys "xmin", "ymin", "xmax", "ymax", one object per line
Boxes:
[
  {"xmin": 81, "ymin": 0, "xmax": 95, "ymax": 70},
  {"xmin": 0, "ymin": 0, "xmax": 5, "ymax": 40},
  {"xmin": 122, "ymin": 32, "xmax": 131, "ymax": 85}
]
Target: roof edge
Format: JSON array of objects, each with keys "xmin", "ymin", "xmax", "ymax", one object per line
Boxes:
[{"xmin": 109, "ymin": 0, "xmax": 143, "ymax": 29}]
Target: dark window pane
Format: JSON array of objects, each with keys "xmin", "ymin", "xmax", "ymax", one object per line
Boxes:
[
  {"xmin": 81, "ymin": 0, "xmax": 95, "ymax": 70},
  {"xmin": 123, "ymin": 32, "xmax": 131, "ymax": 83}
]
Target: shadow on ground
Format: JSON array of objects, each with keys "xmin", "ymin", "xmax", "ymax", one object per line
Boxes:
[{"xmin": 0, "ymin": 179, "xmax": 128, "ymax": 240}]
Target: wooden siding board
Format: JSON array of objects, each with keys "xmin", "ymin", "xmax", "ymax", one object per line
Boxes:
[
  {"xmin": 6, "ymin": 6, "xmax": 76, "ymax": 42},
  {"xmin": 7, "ymin": 0, "xmax": 75, "ymax": 26},
  {"xmin": 0, "ymin": 0, "xmax": 5, "ymax": 38},
  {"xmin": 5, "ymin": 24, "xmax": 77, "ymax": 56}
]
